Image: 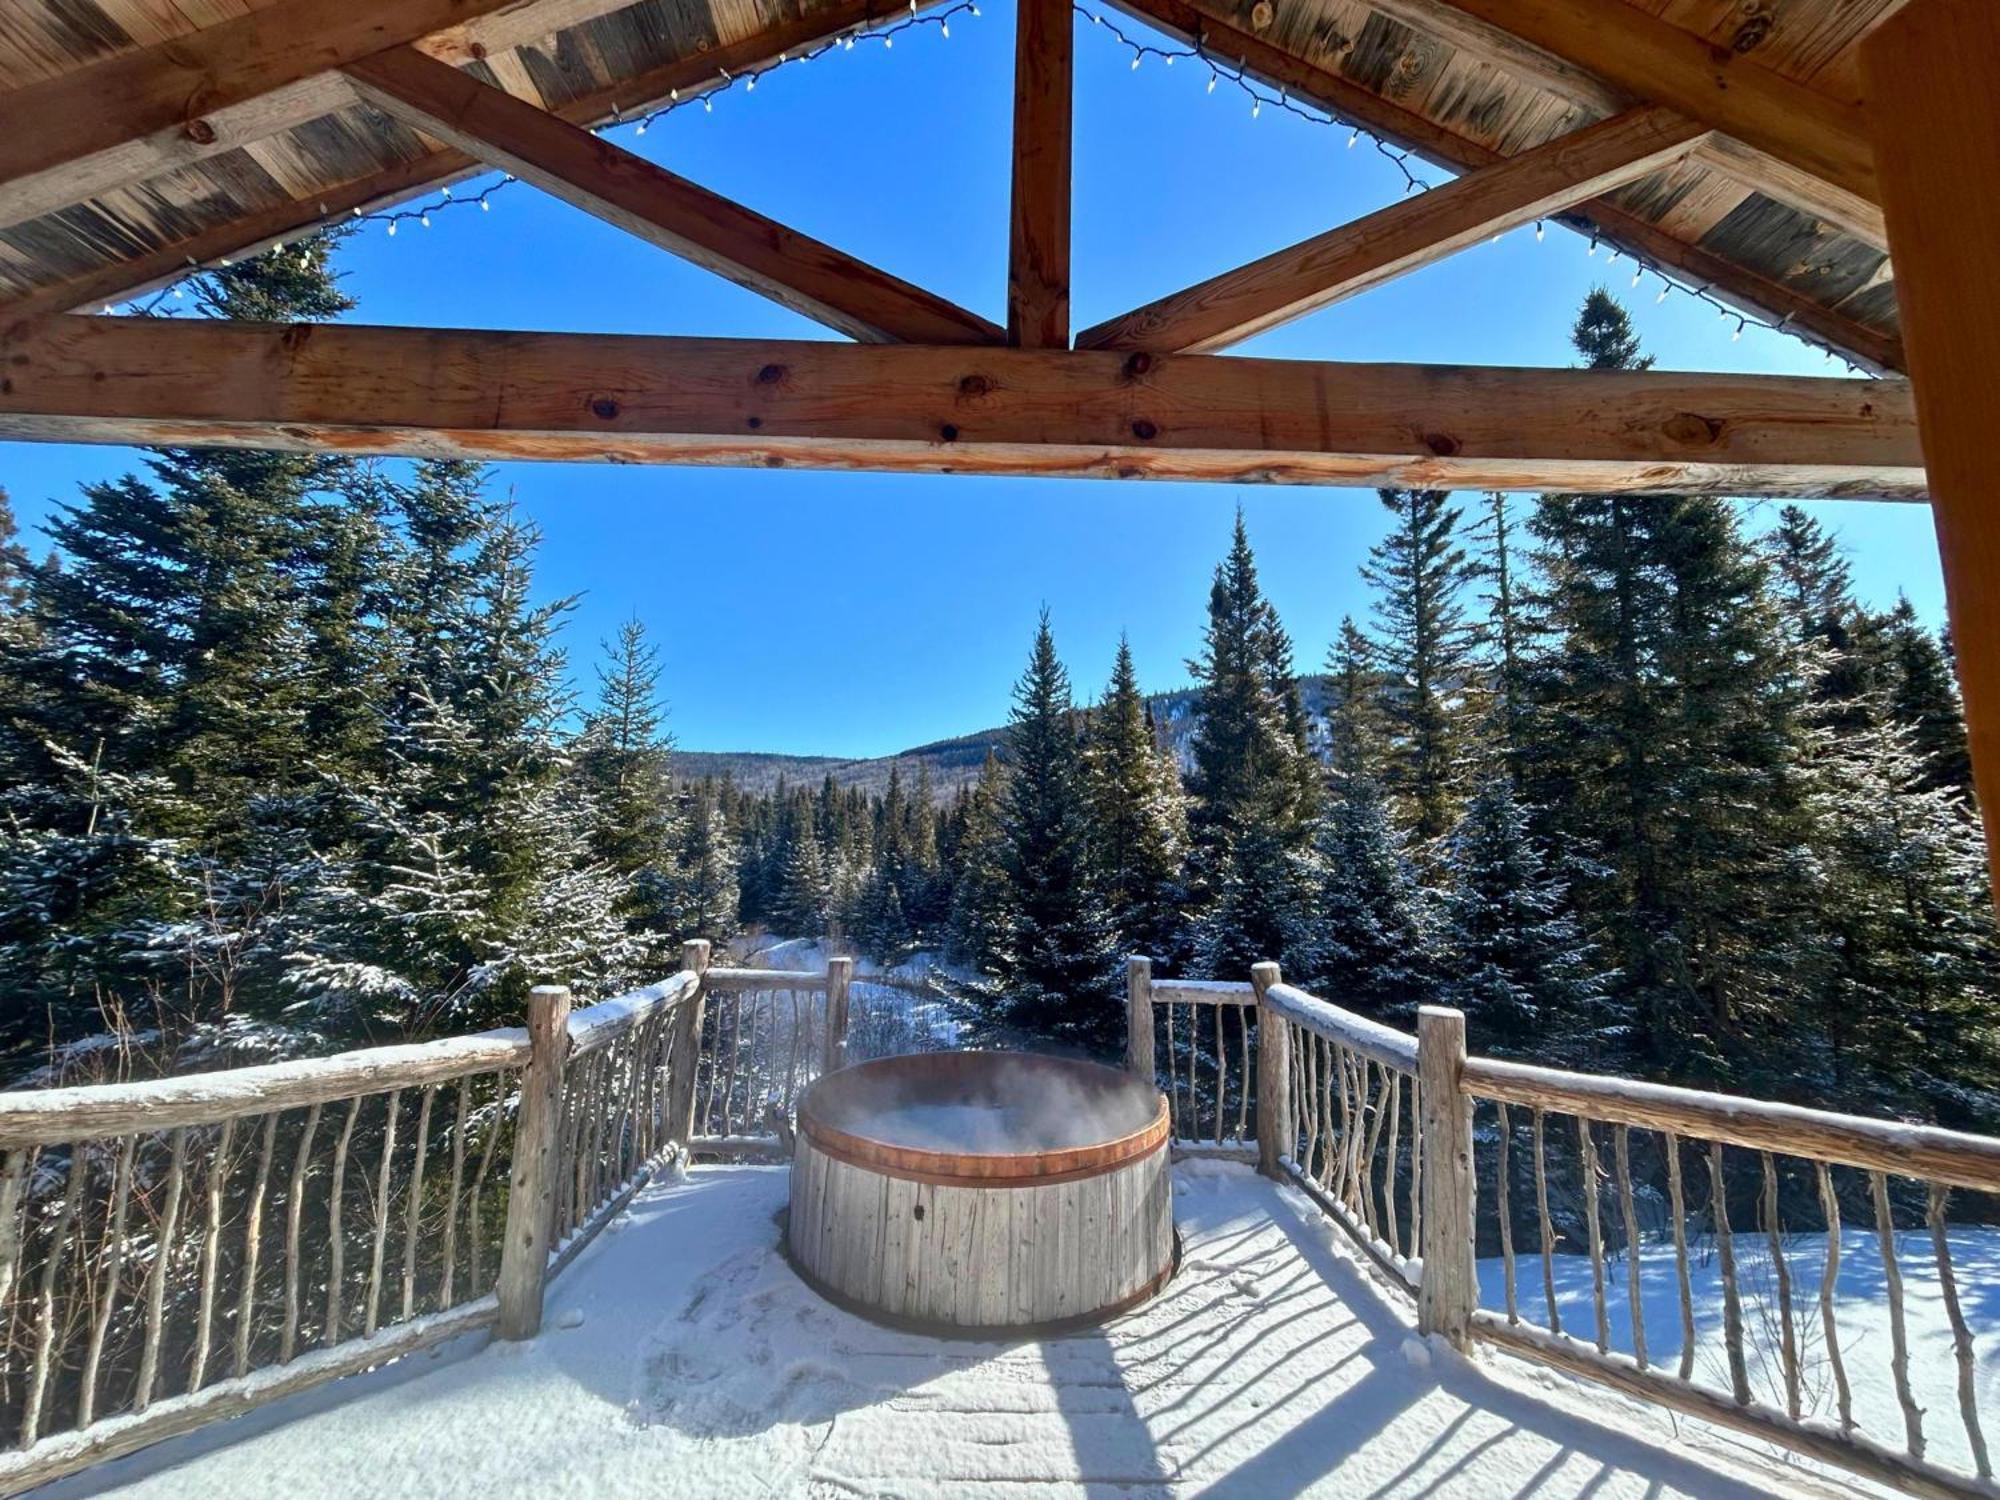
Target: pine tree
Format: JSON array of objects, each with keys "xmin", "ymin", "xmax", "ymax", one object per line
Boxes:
[
  {"xmin": 1363, "ymin": 487, "xmax": 1478, "ymax": 849},
  {"xmin": 990, "ymin": 612, "xmax": 1121, "ymax": 1051},
  {"xmin": 1085, "ymin": 638, "xmax": 1189, "ymax": 966}
]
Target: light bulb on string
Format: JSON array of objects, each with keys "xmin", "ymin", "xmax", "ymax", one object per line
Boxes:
[
  {"xmin": 1206, "ymin": 71, "xmax": 1216, "ymax": 92},
  {"xmin": 1534, "ymin": 221, "xmax": 1544, "ymax": 241},
  {"xmin": 1657, "ymin": 286, "xmax": 1669, "ymax": 303},
  {"xmin": 1348, "ymin": 130, "xmax": 1359, "ymax": 148}
]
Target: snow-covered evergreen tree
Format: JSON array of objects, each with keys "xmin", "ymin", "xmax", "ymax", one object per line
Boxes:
[{"xmin": 1085, "ymin": 637, "xmax": 1188, "ymax": 967}]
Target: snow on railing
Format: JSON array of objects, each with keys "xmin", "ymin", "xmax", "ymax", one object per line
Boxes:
[
  {"xmin": 1124, "ymin": 957, "xmax": 1257, "ymax": 1151},
  {"xmin": 689, "ymin": 958, "xmax": 852, "ymax": 1147},
  {"xmin": 1126, "ymin": 955, "xmax": 2000, "ymax": 1500},
  {"xmin": 0, "ymin": 945, "xmax": 714, "ymax": 1496}
]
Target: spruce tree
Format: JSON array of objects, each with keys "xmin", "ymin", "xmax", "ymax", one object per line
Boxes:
[
  {"xmin": 1185, "ymin": 511, "xmax": 1314, "ymax": 973},
  {"xmin": 1363, "ymin": 487, "xmax": 1478, "ymax": 850},
  {"xmin": 948, "ymin": 751, "xmax": 1015, "ymax": 974},
  {"xmin": 1086, "ymin": 638, "xmax": 1189, "ymax": 966},
  {"xmin": 991, "ymin": 613, "xmax": 1120, "ymax": 1050}
]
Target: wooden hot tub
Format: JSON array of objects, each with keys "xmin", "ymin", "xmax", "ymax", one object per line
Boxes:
[{"xmin": 788, "ymin": 1051, "xmax": 1174, "ymax": 1333}]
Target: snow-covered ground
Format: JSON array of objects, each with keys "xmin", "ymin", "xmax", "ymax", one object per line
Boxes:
[
  {"xmin": 41, "ymin": 1160, "xmax": 1870, "ymax": 1499},
  {"xmin": 1477, "ymin": 1215, "xmax": 2000, "ymax": 1478}
]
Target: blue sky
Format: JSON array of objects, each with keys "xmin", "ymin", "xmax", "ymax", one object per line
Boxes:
[{"xmin": 0, "ymin": 2, "xmax": 1941, "ymax": 757}]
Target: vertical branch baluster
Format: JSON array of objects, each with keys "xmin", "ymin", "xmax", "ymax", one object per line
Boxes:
[
  {"xmin": 1711, "ymin": 1142, "xmax": 1751, "ymax": 1406},
  {"xmin": 1164, "ymin": 998, "xmax": 1180, "ymax": 1137},
  {"xmin": 136, "ymin": 1126, "xmax": 190, "ymax": 1410},
  {"xmin": 1665, "ymin": 1131, "xmax": 1694, "ymax": 1381},
  {"xmin": 1332, "ymin": 1045, "xmax": 1352, "ymax": 1199},
  {"xmin": 1578, "ymin": 1117, "xmax": 1608, "ymax": 1355},
  {"xmin": 24, "ymin": 1144, "xmax": 84, "ymax": 1445},
  {"xmin": 235, "ymin": 1111, "xmax": 277, "ymax": 1379},
  {"xmin": 1872, "ymin": 1169, "xmax": 1924, "ymax": 1457},
  {"xmin": 786, "ymin": 989, "xmax": 803, "ymax": 1111},
  {"xmin": 0, "ymin": 1146, "xmax": 29, "ymax": 1313},
  {"xmin": 189, "ymin": 1119, "xmax": 233, "ymax": 1393},
  {"xmin": 699, "ymin": 998, "xmax": 720, "ymax": 1138},
  {"xmin": 1211, "ymin": 1002, "xmax": 1225, "ymax": 1145},
  {"xmin": 1360, "ymin": 1061, "xmax": 1388, "ymax": 1238},
  {"xmin": 1927, "ymin": 1182, "xmax": 1988, "ymax": 1477},
  {"xmin": 325, "ymin": 1096, "xmax": 361, "ymax": 1346},
  {"xmin": 282, "ymin": 1103, "xmax": 320, "ymax": 1364},
  {"xmin": 1814, "ymin": 1162, "xmax": 1853, "ymax": 1432},
  {"xmin": 1407, "ymin": 1073, "xmax": 1422, "ymax": 1251},
  {"xmin": 1496, "ymin": 1101, "xmax": 1516, "ymax": 1324},
  {"xmin": 365, "ymin": 1090, "xmax": 402, "ymax": 1336},
  {"xmin": 79, "ymin": 1133, "xmax": 136, "ymax": 1427},
  {"xmin": 403, "ymin": 1084, "xmax": 435, "ymax": 1320},
  {"xmin": 1236, "ymin": 1003, "xmax": 1251, "ymax": 1143},
  {"xmin": 722, "ymin": 994, "xmax": 741, "ymax": 1139},
  {"xmin": 1382, "ymin": 1073, "xmax": 1402, "ymax": 1257},
  {"xmin": 1532, "ymin": 1109, "xmax": 1559, "ymax": 1336},
  {"xmin": 440, "ymin": 1076, "xmax": 471, "ymax": 1309},
  {"xmin": 466, "ymin": 1074, "xmax": 505, "ymax": 1296},
  {"xmin": 1614, "ymin": 1125, "xmax": 1646, "ymax": 1370},
  {"xmin": 1761, "ymin": 1151, "xmax": 1798, "ymax": 1419}
]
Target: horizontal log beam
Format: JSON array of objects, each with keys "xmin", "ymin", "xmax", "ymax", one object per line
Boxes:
[
  {"xmin": 1112, "ymin": 0, "xmax": 1904, "ymax": 373},
  {"xmin": 1080, "ymin": 106, "xmax": 1707, "ymax": 353},
  {"xmin": 0, "ymin": 0, "xmax": 639, "ymax": 235},
  {"xmin": 0, "ymin": 317, "xmax": 1924, "ymax": 499},
  {"xmin": 342, "ymin": 47, "xmax": 1000, "ymax": 346}
]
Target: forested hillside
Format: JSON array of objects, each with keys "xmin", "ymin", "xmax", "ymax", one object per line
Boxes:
[{"xmin": 2, "ymin": 233, "xmax": 1993, "ymax": 1136}]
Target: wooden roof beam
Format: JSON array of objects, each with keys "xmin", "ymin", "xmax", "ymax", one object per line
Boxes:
[
  {"xmin": 1109, "ymin": 0, "xmax": 1904, "ymax": 373},
  {"xmin": 0, "ymin": 0, "xmax": 651, "ymax": 235},
  {"xmin": 1360, "ymin": 0, "xmax": 1884, "ymax": 245},
  {"xmin": 0, "ymin": 316, "xmax": 1924, "ymax": 500},
  {"xmin": 0, "ymin": 0, "xmax": 937, "ymax": 327},
  {"xmin": 342, "ymin": 46, "xmax": 999, "ymax": 346},
  {"xmin": 1080, "ymin": 105, "xmax": 1708, "ymax": 353},
  {"xmin": 1006, "ymin": 0, "xmax": 1074, "ymax": 347},
  {"xmin": 1429, "ymin": 0, "xmax": 1877, "ymax": 208}
]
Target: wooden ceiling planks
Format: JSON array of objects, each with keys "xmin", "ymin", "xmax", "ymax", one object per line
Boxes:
[{"xmin": 0, "ymin": 0, "xmax": 1912, "ymax": 374}]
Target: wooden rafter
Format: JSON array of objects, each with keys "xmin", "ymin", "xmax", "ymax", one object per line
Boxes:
[
  {"xmin": 1360, "ymin": 0, "xmax": 1884, "ymax": 245},
  {"xmin": 343, "ymin": 47, "xmax": 999, "ymax": 346},
  {"xmin": 0, "ymin": 316, "xmax": 1923, "ymax": 499},
  {"xmin": 1430, "ymin": 0, "xmax": 1877, "ymax": 208},
  {"xmin": 1111, "ymin": 0, "xmax": 1904, "ymax": 373},
  {"xmin": 0, "ymin": 0, "xmax": 934, "ymax": 326},
  {"xmin": 0, "ymin": 0, "xmax": 649, "ymax": 235},
  {"xmin": 1006, "ymin": 0, "xmax": 1074, "ymax": 346},
  {"xmin": 1080, "ymin": 105, "xmax": 1707, "ymax": 354}
]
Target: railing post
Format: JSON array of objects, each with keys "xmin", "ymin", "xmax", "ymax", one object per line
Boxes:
[
  {"xmin": 825, "ymin": 956, "xmax": 854, "ymax": 1071},
  {"xmin": 1251, "ymin": 961, "xmax": 1289, "ymax": 1179},
  {"xmin": 670, "ymin": 939, "xmax": 711, "ymax": 1148},
  {"xmin": 1417, "ymin": 1005, "xmax": 1475, "ymax": 1352},
  {"xmin": 1126, "ymin": 956, "xmax": 1154, "ymax": 1082},
  {"xmin": 497, "ymin": 983, "xmax": 571, "ymax": 1340}
]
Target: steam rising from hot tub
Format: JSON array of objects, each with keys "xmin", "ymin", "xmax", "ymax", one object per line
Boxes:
[{"xmin": 834, "ymin": 1054, "xmax": 1160, "ymax": 1154}]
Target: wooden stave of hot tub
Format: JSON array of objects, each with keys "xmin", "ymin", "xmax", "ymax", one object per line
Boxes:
[{"xmin": 787, "ymin": 1052, "xmax": 1175, "ymax": 1334}]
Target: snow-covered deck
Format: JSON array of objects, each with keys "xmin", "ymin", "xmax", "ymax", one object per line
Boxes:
[{"xmin": 45, "ymin": 1161, "xmax": 1841, "ymax": 1498}]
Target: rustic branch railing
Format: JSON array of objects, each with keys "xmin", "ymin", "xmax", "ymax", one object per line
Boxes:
[
  {"xmin": 1128, "ymin": 957, "xmax": 2000, "ymax": 1500},
  {"xmin": 690, "ymin": 957, "xmax": 851, "ymax": 1149},
  {"xmin": 1124, "ymin": 956, "xmax": 1256, "ymax": 1151},
  {"xmin": 0, "ymin": 939, "xmax": 715, "ymax": 1496}
]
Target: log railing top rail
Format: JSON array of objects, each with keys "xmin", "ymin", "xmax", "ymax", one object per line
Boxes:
[
  {"xmin": 1149, "ymin": 978, "xmax": 1256, "ymax": 1006},
  {"xmin": 1462, "ymin": 1052, "xmax": 2000, "ymax": 1196},
  {"xmin": 0, "ymin": 1029, "xmax": 531, "ymax": 1147},
  {"xmin": 701, "ymin": 965, "xmax": 833, "ymax": 992},
  {"xmin": 566, "ymin": 970, "xmax": 701, "ymax": 1055},
  {"xmin": 1261, "ymin": 982, "xmax": 1420, "ymax": 1074}
]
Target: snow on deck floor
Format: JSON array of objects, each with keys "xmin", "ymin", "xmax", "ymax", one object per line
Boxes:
[{"xmin": 50, "ymin": 1161, "xmax": 1843, "ymax": 1499}]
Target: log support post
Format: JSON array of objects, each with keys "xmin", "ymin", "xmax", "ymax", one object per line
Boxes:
[
  {"xmin": 1251, "ymin": 961, "xmax": 1289, "ymax": 1179},
  {"xmin": 669, "ymin": 939, "xmax": 711, "ymax": 1148},
  {"xmin": 1862, "ymin": 0, "xmax": 2000, "ymax": 903},
  {"xmin": 825, "ymin": 957, "xmax": 854, "ymax": 1072},
  {"xmin": 1006, "ymin": 0, "xmax": 1072, "ymax": 346},
  {"xmin": 1417, "ymin": 1005, "xmax": 1475, "ymax": 1351},
  {"xmin": 497, "ymin": 983, "xmax": 571, "ymax": 1340},
  {"xmin": 1126, "ymin": 956, "xmax": 1154, "ymax": 1082}
]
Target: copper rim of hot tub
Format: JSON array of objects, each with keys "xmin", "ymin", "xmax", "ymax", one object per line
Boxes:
[{"xmin": 787, "ymin": 1052, "xmax": 1177, "ymax": 1335}]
